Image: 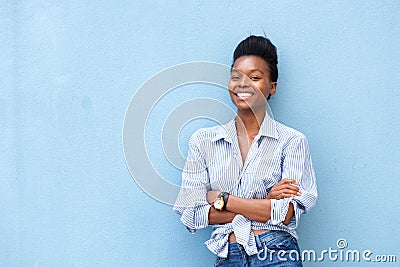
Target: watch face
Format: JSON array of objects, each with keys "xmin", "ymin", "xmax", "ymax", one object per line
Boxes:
[{"xmin": 214, "ymin": 198, "xmax": 224, "ymax": 210}]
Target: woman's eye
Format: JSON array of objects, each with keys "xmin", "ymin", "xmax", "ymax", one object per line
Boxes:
[
  {"xmin": 231, "ymin": 76, "xmax": 240, "ymax": 80},
  {"xmin": 251, "ymin": 77, "xmax": 260, "ymax": 80}
]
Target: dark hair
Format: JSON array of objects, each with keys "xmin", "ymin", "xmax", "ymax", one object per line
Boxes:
[{"xmin": 232, "ymin": 35, "xmax": 278, "ymax": 83}]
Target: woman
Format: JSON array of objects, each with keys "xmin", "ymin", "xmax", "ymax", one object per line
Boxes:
[{"xmin": 174, "ymin": 35, "xmax": 317, "ymax": 266}]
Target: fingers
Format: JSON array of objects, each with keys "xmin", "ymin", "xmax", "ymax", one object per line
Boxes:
[
  {"xmin": 267, "ymin": 179, "xmax": 302, "ymax": 200},
  {"xmin": 273, "ymin": 184, "xmax": 299, "ymax": 192},
  {"xmin": 279, "ymin": 179, "xmax": 300, "ymax": 188},
  {"xmin": 271, "ymin": 179, "xmax": 297, "ymax": 189},
  {"xmin": 280, "ymin": 179, "xmax": 298, "ymax": 185},
  {"xmin": 279, "ymin": 188, "xmax": 302, "ymax": 197},
  {"xmin": 269, "ymin": 188, "xmax": 301, "ymax": 199},
  {"xmin": 272, "ymin": 184, "xmax": 300, "ymax": 194},
  {"xmin": 206, "ymin": 190, "xmax": 221, "ymax": 204},
  {"xmin": 276, "ymin": 192, "xmax": 296, "ymax": 199},
  {"xmin": 206, "ymin": 191, "xmax": 213, "ymax": 204}
]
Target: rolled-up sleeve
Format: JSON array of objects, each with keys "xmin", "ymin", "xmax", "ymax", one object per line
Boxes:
[
  {"xmin": 173, "ymin": 131, "xmax": 211, "ymax": 233},
  {"xmin": 270, "ymin": 135, "xmax": 318, "ymax": 228}
]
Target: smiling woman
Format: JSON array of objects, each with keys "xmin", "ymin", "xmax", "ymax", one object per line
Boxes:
[
  {"xmin": 173, "ymin": 35, "xmax": 317, "ymax": 267},
  {"xmin": 229, "ymin": 55, "xmax": 277, "ymax": 113}
]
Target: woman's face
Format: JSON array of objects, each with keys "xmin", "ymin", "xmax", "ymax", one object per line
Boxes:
[{"xmin": 228, "ymin": 55, "xmax": 276, "ymax": 112}]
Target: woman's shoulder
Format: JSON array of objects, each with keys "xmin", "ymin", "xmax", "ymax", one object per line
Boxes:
[
  {"xmin": 189, "ymin": 119, "xmax": 234, "ymax": 144},
  {"xmin": 274, "ymin": 120, "xmax": 307, "ymax": 142}
]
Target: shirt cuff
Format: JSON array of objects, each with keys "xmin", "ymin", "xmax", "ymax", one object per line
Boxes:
[
  {"xmin": 181, "ymin": 203, "xmax": 211, "ymax": 233},
  {"xmin": 269, "ymin": 198, "xmax": 291, "ymax": 225}
]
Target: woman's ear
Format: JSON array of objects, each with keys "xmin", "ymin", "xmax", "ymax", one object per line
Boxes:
[{"xmin": 269, "ymin": 82, "xmax": 277, "ymax": 96}]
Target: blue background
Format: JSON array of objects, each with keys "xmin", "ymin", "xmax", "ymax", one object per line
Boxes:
[{"xmin": 1, "ymin": 1, "xmax": 399, "ymax": 266}]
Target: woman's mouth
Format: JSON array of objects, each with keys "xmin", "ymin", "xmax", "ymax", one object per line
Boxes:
[{"xmin": 234, "ymin": 92, "xmax": 254, "ymax": 99}]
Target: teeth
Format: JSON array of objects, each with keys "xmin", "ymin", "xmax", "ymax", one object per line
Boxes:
[{"xmin": 237, "ymin": 93, "xmax": 253, "ymax": 97}]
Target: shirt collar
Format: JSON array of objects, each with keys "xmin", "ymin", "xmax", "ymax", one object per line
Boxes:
[
  {"xmin": 211, "ymin": 114, "xmax": 278, "ymax": 143},
  {"xmin": 258, "ymin": 114, "xmax": 278, "ymax": 139}
]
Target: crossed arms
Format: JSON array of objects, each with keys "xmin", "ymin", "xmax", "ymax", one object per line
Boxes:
[
  {"xmin": 206, "ymin": 179, "xmax": 301, "ymax": 226},
  {"xmin": 173, "ymin": 131, "xmax": 318, "ymax": 231}
]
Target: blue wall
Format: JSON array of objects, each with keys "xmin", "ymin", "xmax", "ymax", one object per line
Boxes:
[{"xmin": 1, "ymin": 1, "xmax": 399, "ymax": 266}]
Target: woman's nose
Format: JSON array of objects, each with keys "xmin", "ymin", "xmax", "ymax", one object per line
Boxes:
[{"xmin": 239, "ymin": 76, "xmax": 250, "ymax": 87}]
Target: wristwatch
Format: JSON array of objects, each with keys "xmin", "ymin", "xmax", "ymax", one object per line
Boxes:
[{"xmin": 213, "ymin": 192, "xmax": 230, "ymax": 211}]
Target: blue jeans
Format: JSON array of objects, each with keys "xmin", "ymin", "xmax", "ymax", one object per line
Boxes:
[{"xmin": 214, "ymin": 230, "xmax": 303, "ymax": 267}]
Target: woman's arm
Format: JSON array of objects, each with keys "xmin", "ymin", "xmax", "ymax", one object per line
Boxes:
[
  {"xmin": 208, "ymin": 199, "xmax": 294, "ymax": 225},
  {"xmin": 208, "ymin": 207, "xmax": 237, "ymax": 225},
  {"xmin": 225, "ymin": 195, "xmax": 271, "ymax": 223},
  {"xmin": 206, "ymin": 179, "xmax": 300, "ymax": 225}
]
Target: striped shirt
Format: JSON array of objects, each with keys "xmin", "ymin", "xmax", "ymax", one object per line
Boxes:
[{"xmin": 173, "ymin": 115, "xmax": 317, "ymax": 258}]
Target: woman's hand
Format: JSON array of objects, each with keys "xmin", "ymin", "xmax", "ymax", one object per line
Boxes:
[
  {"xmin": 206, "ymin": 190, "xmax": 221, "ymax": 204},
  {"xmin": 267, "ymin": 179, "xmax": 301, "ymax": 200}
]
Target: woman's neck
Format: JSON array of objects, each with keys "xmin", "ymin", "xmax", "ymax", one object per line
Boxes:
[{"xmin": 236, "ymin": 108, "xmax": 266, "ymax": 137}]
